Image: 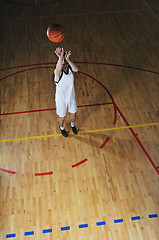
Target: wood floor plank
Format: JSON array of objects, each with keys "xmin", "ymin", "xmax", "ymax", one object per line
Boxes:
[{"xmin": 0, "ymin": 0, "xmax": 159, "ymax": 239}]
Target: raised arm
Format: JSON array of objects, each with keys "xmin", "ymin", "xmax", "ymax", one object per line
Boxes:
[
  {"xmin": 54, "ymin": 47, "xmax": 64, "ymax": 82},
  {"xmin": 65, "ymin": 51, "xmax": 79, "ymax": 72}
]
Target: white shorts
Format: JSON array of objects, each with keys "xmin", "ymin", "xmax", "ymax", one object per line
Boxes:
[{"xmin": 56, "ymin": 99, "xmax": 77, "ymax": 117}]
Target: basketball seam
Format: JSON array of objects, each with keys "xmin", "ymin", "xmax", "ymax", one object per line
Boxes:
[{"xmin": 48, "ymin": 30, "xmax": 65, "ymax": 39}]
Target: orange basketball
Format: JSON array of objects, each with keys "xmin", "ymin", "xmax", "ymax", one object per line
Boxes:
[{"xmin": 47, "ymin": 24, "xmax": 65, "ymax": 43}]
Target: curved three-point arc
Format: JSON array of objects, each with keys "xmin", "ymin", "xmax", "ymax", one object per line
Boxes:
[{"xmin": 0, "ymin": 62, "xmax": 159, "ymax": 175}]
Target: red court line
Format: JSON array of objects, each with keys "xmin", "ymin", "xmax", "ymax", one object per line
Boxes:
[
  {"xmin": 100, "ymin": 137, "xmax": 110, "ymax": 148},
  {"xmin": 35, "ymin": 171, "xmax": 53, "ymax": 176},
  {"xmin": 0, "ymin": 66, "xmax": 53, "ymax": 81},
  {"xmin": 115, "ymin": 104, "xmax": 159, "ymax": 175},
  {"xmin": 79, "ymin": 71, "xmax": 159, "ymax": 175},
  {"xmin": 78, "ymin": 102, "xmax": 113, "ymax": 108},
  {"xmin": 0, "ymin": 102, "xmax": 112, "ymax": 116},
  {"xmin": 1, "ymin": 63, "xmax": 158, "ymax": 175},
  {"xmin": 0, "ymin": 62, "xmax": 55, "ymax": 71},
  {"xmin": 113, "ymin": 104, "xmax": 117, "ymax": 125},
  {"xmin": 0, "ymin": 168, "xmax": 16, "ymax": 174},
  {"xmin": 0, "ymin": 108, "xmax": 56, "ymax": 116},
  {"xmin": 76, "ymin": 62, "xmax": 159, "ymax": 75},
  {"xmin": 79, "ymin": 71, "xmax": 117, "ymax": 125},
  {"xmin": 72, "ymin": 159, "xmax": 88, "ymax": 168},
  {"xmin": 1, "ymin": 62, "xmax": 159, "ymax": 75}
]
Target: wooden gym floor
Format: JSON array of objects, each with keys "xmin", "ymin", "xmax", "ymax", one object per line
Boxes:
[{"xmin": 0, "ymin": 0, "xmax": 159, "ymax": 239}]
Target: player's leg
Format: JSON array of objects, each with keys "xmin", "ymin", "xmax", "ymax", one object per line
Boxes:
[
  {"xmin": 68, "ymin": 100, "xmax": 78, "ymax": 134},
  {"xmin": 59, "ymin": 116, "xmax": 65, "ymax": 128},
  {"xmin": 70, "ymin": 112, "xmax": 78, "ymax": 134},
  {"xmin": 59, "ymin": 116, "xmax": 68, "ymax": 138},
  {"xmin": 56, "ymin": 100, "xmax": 68, "ymax": 137}
]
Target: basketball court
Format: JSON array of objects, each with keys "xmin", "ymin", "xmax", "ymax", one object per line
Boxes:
[{"xmin": 0, "ymin": 0, "xmax": 159, "ymax": 239}]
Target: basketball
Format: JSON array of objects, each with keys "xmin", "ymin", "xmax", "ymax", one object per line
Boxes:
[{"xmin": 47, "ymin": 24, "xmax": 65, "ymax": 43}]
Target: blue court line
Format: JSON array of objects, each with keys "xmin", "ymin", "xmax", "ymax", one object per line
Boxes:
[
  {"xmin": 114, "ymin": 219, "xmax": 123, "ymax": 223},
  {"xmin": 24, "ymin": 231, "xmax": 34, "ymax": 236},
  {"xmin": 5, "ymin": 214, "xmax": 158, "ymax": 238},
  {"xmin": 96, "ymin": 221, "xmax": 106, "ymax": 226},
  {"xmin": 61, "ymin": 226, "xmax": 70, "ymax": 231},
  {"xmin": 6, "ymin": 233, "xmax": 16, "ymax": 238},
  {"xmin": 43, "ymin": 228, "xmax": 52, "ymax": 233},
  {"xmin": 131, "ymin": 216, "xmax": 141, "ymax": 221},
  {"xmin": 79, "ymin": 224, "xmax": 88, "ymax": 228},
  {"xmin": 149, "ymin": 214, "xmax": 158, "ymax": 218}
]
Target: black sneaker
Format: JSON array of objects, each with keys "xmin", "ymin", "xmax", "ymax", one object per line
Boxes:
[
  {"xmin": 59, "ymin": 127, "xmax": 68, "ymax": 137},
  {"xmin": 70, "ymin": 123, "xmax": 78, "ymax": 134}
]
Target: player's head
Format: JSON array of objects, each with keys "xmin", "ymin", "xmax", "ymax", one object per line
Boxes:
[{"xmin": 62, "ymin": 52, "xmax": 68, "ymax": 69}]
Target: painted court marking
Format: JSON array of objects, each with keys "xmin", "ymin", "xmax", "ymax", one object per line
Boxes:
[
  {"xmin": 1, "ymin": 2, "xmax": 159, "ymax": 235},
  {"xmin": 72, "ymin": 158, "xmax": 88, "ymax": 168},
  {"xmin": 100, "ymin": 137, "xmax": 110, "ymax": 148},
  {"xmin": 61, "ymin": 226, "xmax": 70, "ymax": 231},
  {"xmin": 0, "ymin": 102, "xmax": 112, "ymax": 116},
  {"xmin": 79, "ymin": 224, "xmax": 88, "ymax": 229},
  {"xmin": 149, "ymin": 214, "xmax": 158, "ymax": 218},
  {"xmin": 0, "ymin": 168, "xmax": 16, "ymax": 174},
  {"xmin": 5, "ymin": 214, "xmax": 158, "ymax": 238},
  {"xmin": 0, "ymin": 63, "xmax": 159, "ymax": 176},
  {"xmin": 0, "ymin": 122, "xmax": 158, "ymax": 143},
  {"xmin": 35, "ymin": 171, "xmax": 53, "ymax": 176},
  {"xmin": 141, "ymin": 0, "xmax": 159, "ymax": 22},
  {"xmin": 114, "ymin": 219, "xmax": 124, "ymax": 223},
  {"xmin": 96, "ymin": 221, "xmax": 106, "ymax": 226},
  {"xmin": 24, "ymin": 231, "xmax": 34, "ymax": 236},
  {"xmin": 6, "ymin": 233, "xmax": 16, "ymax": 238},
  {"xmin": 131, "ymin": 216, "xmax": 141, "ymax": 221},
  {"xmin": 43, "ymin": 228, "xmax": 52, "ymax": 233}
]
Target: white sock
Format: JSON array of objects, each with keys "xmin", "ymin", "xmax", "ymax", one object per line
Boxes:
[
  {"xmin": 60, "ymin": 126, "xmax": 64, "ymax": 130},
  {"xmin": 70, "ymin": 122, "xmax": 75, "ymax": 127}
]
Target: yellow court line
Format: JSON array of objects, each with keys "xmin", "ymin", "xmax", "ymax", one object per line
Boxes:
[
  {"xmin": 78, "ymin": 122, "xmax": 159, "ymax": 134},
  {"xmin": 6, "ymin": 8, "xmax": 149, "ymax": 21},
  {"xmin": 0, "ymin": 122, "xmax": 158, "ymax": 143},
  {"xmin": 141, "ymin": 0, "xmax": 159, "ymax": 22}
]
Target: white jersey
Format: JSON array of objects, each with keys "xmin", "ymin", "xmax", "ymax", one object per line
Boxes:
[{"xmin": 54, "ymin": 67, "xmax": 77, "ymax": 117}]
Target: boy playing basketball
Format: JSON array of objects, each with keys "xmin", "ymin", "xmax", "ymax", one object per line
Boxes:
[{"xmin": 54, "ymin": 47, "xmax": 78, "ymax": 137}]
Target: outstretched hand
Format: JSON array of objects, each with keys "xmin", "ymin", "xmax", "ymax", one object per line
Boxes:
[
  {"xmin": 55, "ymin": 47, "xmax": 64, "ymax": 58},
  {"xmin": 65, "ymin": 51, "xmax": 71, "ymax": 61}
]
